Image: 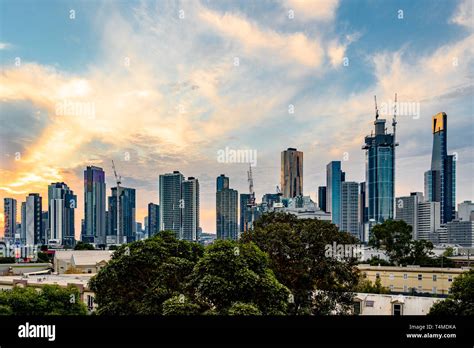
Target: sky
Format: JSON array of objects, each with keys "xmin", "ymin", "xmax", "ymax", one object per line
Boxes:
[{"xmin": 0, "ymin": 0, "xmax": 473, "ymax": 236}]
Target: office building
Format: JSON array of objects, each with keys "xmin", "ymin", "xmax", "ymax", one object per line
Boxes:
[
  {"xmin": 395, "ymin": 192, "xmax": 424, "ymax": 239},
  {"xmin": 181, "ymin": 177, "xmax": 199, "ymax": 241},
  {"xmin": 48, "ymin": 182, "xmax": 76, "ymax": 247},
  {"xmin": 3, "ymin": 198, "xmax": 17, "ymax": 241},
  {"xmin": 22, "ymin": 194, "xmax": 42, "ymax": 245},
  {"xmin": 457, "ymin": 201, "xmax": 474, "ymax": 222},
  {"xmin": 417, "ymin": 201, "xmax": 441, "ymax": 241},
  {"xmin": 109, "ymin": 187, "xmax": 136, "ymax": 243},
  {"xmin": 362, "ymin": 104, "xmax": 397, "ymax": 225},
  {"xmin": 216, "ymin": 175, "xmax": 238, "ymax": 240},
  {"xmin": 318, "ymin": 186, "xmax": 327, "ymax": 212},
  {"xmin": 341, "ymin": 181, "xmax": 359, "ymax": 238},
  {"xmin": 424, "ymin": 112, "xmax": 456, "ymax": 224},
  {"xmin": 281, "ymin": 148, "xmax": 303, "ymax": 198},
  {"xmin": 147, "ymin": 203, "xmax": 160, "ymax": 237},
  {"xmin": 326, "ymin": 161, "xmax": 343, "ymax": 226},
  {"xmin": 447, "ymin": 220, "xmax": 474, "ymax": 247},
  {"xmin": 83, "ymin": 166, "xmax": 106, "ymax": 244},
  {"xmin": 358, "ymin": 182, "xmax": 368, "ymax": 243},
  {"xmin": 261, "ymin": 193, "xmax": 281, "ymax": 211},
  {"xmin": 240, "ymin": 193, "xmax": 253, "ymax": 233},
  {"xmin": 159, "ymin": 171, "xmax": 184, "ymax": 238}
]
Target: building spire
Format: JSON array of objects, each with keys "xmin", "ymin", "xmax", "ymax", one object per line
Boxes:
[{"xmin": 374, "ymin": 95, "xmax": 379, "ymax": 120}]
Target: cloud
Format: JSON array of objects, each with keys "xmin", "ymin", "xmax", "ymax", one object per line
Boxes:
[
  {"xmin": 282, "ymin": 0, "xmax": 340, "ymax": 22},
  {"xmin": 199, "ymin": 8, "xmax": 324, "ymax": 69},
  {"xmin": 0, "ymin": 42, "xmax": 12, "ymax": 50},
  {"xmin": 449, "ymin": 0, "xmax": 474, "ymax": 29}
]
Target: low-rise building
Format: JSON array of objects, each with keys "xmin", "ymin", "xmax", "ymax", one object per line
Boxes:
[
  {"xmin": 0, "ymin": 274, "xmax": 96, "ymax": 311},
  {"xmin": 353, "ymin": 293, "xmax": 441, "ymax": 315},
  {"xmin": 357, "ymin": 264, "xmax": 469, "ymax": 296},
  {"xmin": 54, "ymin": 250, "xmax": 112, "ymax": 274}
]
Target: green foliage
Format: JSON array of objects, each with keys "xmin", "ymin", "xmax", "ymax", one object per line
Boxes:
[
  {"xmin": 189, "ymin": 240, "xmax": 290, "ymax": 315},
  {"xmin": 369, "ymin": 220, "xmax": 443, "ymax": 266},
  {"xmin": 162, "ymin": 295, "xmax": 201, "ymax": 315},
  {"xmin": 74, "ymin": 241, "xmax": 95, "ymax": 250},
  {"xmin": 227, "ymin": 302, "xmax": 262, "ymax": 316},
  {"xmin": 0, "ymin": 257, "xmax": 16, "ymax": 264},
  {"xmin": 36, "ymin": 252, "xmax": 51, "ymax": 263},
  {"xmin": 241, "ymin": 212, "xmax": 360, "ymax": 315},
  {"xmin": 356, "ymin": 276, "xmax": 390, "ymax": 294},
  {"xmin": 362, "ymin": 256, "xmax": 393, "ymax": 266},
  {"xmin": 443, "ymin": 247, "xmax": 455, "ymax": 257},
  {"xmin": 369, "ymin": 220, "xmax": 412, "ymax": 265},
  {"xmin": 108, "ymin": 245, "xmax": 119, "ymax": 250},
  {"xmin": 89, "ymin": 230, "xmax": 204, "ymax": 315},
  {"xmin": 429, "ymin": 270, "xmax": 474, "ymax": 315},
  {"xmin": 0, "ymin": 285, "xmax": 87, "ymax": 315}
]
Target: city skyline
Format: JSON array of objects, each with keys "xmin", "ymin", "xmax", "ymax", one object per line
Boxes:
[{"xmin": 1, "ymin": 0, "xmax": 473, "ymax": 235}]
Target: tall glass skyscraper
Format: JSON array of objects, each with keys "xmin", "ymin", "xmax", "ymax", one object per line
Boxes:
[
  {"xmin": 240, "ymin": 193, "xmax": 251, "ymax": 233},
  {"xmin": 159, "ymin": 171, "xmax": 184, "ymax": 238},
  {"xmin": 281, "ymin": 148, "xmax": 303, "ymax": 198},
  {"xmin": 147, "ymin": 203, "xmax": 160, "ymax": 237},
  {"xmin": 3, "ymin": 198, "xmax": 17, "ymax": 241},
  {"xmin": 424, "ymin": 112, "xmax": 456, "ymax": 224},
  {"xmin": 83, "ymin": 166, "xmax": 106, "ymax": 244},
  {"xmin": 362, "ymin": 109, "xmax": 396, "ymax": 225},
  {"xmin": 341, "ymin": 181, "xmax": 359, "ymax": 237},
  {"xmin": 109, "ymin": 187, "xmax": 136, "ymax": 243},
  {"xmin": 182, "ymin": 177, "xmax": 200, "ymax": 241},
  {"xmin": 216, "ymin": 175, "xmax": 238, "ymax": 240},
  {"xmin": 318, "ymin": 186, "xmax": 327, "ymax": 212},
  {"xmin": 326, "ymin": 161, "xmax": 342, "ymax": 226},
  {"xmin": 48, "ymin": 182, "xmax": 76, "ymax": 247},
  {"xmin": 22, "ymin": 193, "xmax": 42, "ymax": 245}
]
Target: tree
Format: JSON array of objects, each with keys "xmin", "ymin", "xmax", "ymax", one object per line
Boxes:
[
  {"xmin": 0, "ymin": 257, "xmax": 16, "ymax": 264},
  {"xmin": 241, "ymin": 212, "xmax": 360, "ymax": 315},
  {"xmin": 356, "ymin": 275, "xmax": 390, "ymax": 294},
  {"xmin": 74, "ymin": 241, "xmax": 95, "ymax": 250},
  {"xmin": 369, "ymin": 220, "xmax": 412, "ymax": 265},
  {"xmin": 36, "ymin": 252, "xmax": 51, "ymax": 263},
  {"xmin": 162, "ymin": 295, "xmax": 201, "ymax": 315},
  {"xmin": 403, "ymin": 239, "xmax": 434, "ymax": 265},
  {"xmin": 188, "ymin": 240, "xmax": 290, "ymax": 315},
  {"xmin": 89, "ymin": 230, "xmax": 203, "ymax": 315},
  {"xmin": 429, "ymin": 270, "xmax": 474, "ymax": 315},
  {"xmin": 443, "ymin": 247, "xmax": 455, "ymax": 257},
  {"xmin": 0, "ymin": 285, "xmax": 87, "ymax": 315}
]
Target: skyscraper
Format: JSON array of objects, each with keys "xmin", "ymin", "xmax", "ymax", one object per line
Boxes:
[
  {"xmin": 3, "ymin": 198, "xmax": 17, "ymax": 241},
  {"xmin": 216, "ymin": 175, "xmax": 238, "ymax": 240},
  {"xmin": 318, "ymin": 186, "xmax": 327, "ymax": 212},
  {"xmin": 424, "ymin": 112, "xmax": 456, "ymax": 224},
  {"xmin": 83, "ymin": 166, "xmax": 106, "ymax": 244},
  {"xmin": 48, "ymin": 182, "xmax": 76, "ymax": 247},
  {"xmin": 281, "ymin": 148, "xmax": 303, "ymax": 198},
  {"xmin": 22, "ymin": 194, "xmax": 42, "ymax": 245},
  {"xmin": 326, "ymin": 161, "xmax": 342, "ymax": 226},
  {"xmin": 240, "ymin": 193, "xmax": 251, "ymax": 233},
  {"xmin": 358, "ymin": 182, "xmax": 368, "ymax": 242},
  {"xmin": 417, "ymin": 201, "xmax": 441, "ymax": 241},
  {"xmin": 147, "ymin": 203, "xmax": 160, "ymax": 237},
  {"xmin": 362, "ymin": 102, "xmax": 397, "ymax": 225},
  {"xmin": 457, "ymin": 201, "xmax": 474, "ymax": 222},
  {"xmin": 159, "ymin": 171, "xmax": 184, "ymax": 238},
  {"xmin": 395, "ymin": 192, "xmax": 424, "ymax": 239},
  {"xmin": 109, "ymin": 187, "xmax": 136, "ymax": 243},
  {"xmin": 181, "ymin": 177, "xmax": 199, "ymax": 241},
  {"xmin": 341, "ymin": 181, "xmax": 359, "ymax": 237}
]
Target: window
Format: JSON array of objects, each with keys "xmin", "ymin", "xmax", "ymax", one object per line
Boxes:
[
  {"xmin": 448, "ymin": 275, "xmax": 453, "ymax": 282},
  {"xmin": 365, "ymin": 300, "xmax": 374, "ymax": 308},
  {"xmin": 393, "ymin": 304, "xmax": 403, "ymax": 316},
  {"xmin": 389, "ymin": 274, "xmax": 394, "ymax": 280},
  {"xmin": 375, "ymin": 273, "xmax": 380, "ymax": 279},
  {"xmin": 418, "ymin": 274, "xmax": 422, "ymax": 281},
  {"xmin": 403, "ymin": 273, "xmax": 408, "ymax": 280},
  {"xmin": 390, "ymin": 285, "xmax": 394, "ymax": 291},
  {"xmin": 87, "ymin": 295, "xmax": 94, "ymax": 311},
  {"xmin": 403, "ymin": 285, "xmax": 408, "ymax": 293},
  {"xmin": 432, "ymin": 287, "xmax": 437, "ymax": 294},
  {"xmin": 418, "ymin": 285, "xmax": 422, "ymax": 291},
  {"xmin": 433, "ymin": 275, "xmax": 437, "ymax": 282},
  {"xmin": 353, "ymin": 301, "xmax": 361, "ymax": 315}
]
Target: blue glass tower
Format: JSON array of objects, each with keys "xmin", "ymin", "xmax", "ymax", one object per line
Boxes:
[
  {"xmin": 424, "ymin": 112, "xmax": 455, "ymax": 223},
  {"xmin": 362, "ymin": 104, "xmax": 396, "ymax": 224},
  {"xmin": 326, "ymin": 161, "xmax": 342, "ymax": 226}
]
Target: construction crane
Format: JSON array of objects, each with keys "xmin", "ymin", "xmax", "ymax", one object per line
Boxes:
[
  {"xmin": 111, "ymin": 160, "xmax": 121, "ymax": 244},
  {"xmin": 392, "ymin": 93, "xmax": 399, "ymax": 216}
]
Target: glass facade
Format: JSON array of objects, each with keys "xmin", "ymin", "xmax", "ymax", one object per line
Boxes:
[{"xmin": 326, "ymin": 161, "xmax": 342, "ymax": 226}]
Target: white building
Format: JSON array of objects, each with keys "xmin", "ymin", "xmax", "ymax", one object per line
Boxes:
[
  {"xmin": 353, "ymin": 293, "xmax": 441, "ymax": 315},
  {"xmin": 54, "ymin": 250, "xmax": 112, "ymax": 274}
]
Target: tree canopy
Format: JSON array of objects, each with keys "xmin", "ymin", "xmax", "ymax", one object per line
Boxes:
[
  {"xmin": 0, "ymin": 285, "xmax": 87, "ymax": 315},
  {"xmin": 241, "ymin": 212, "xmax": 360, "ymax": 315},
  {"xmin": 429, "ymin": 270, "xmax": 474, "ymax": 316}
]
